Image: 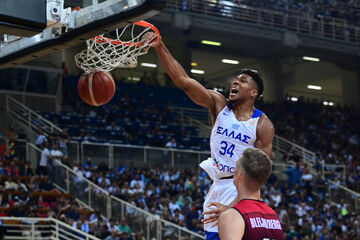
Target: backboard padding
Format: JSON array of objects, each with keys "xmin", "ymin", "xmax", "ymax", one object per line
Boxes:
[{"xmin": 0, "ymin": 0, "xmax": 165, "ymax": 69}]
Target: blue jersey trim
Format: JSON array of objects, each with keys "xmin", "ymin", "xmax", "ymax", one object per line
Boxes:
[
  {"xmin": 251, "ymin": 108, "xmax": 263, "ymax": 119},
  {"xmin": 205, "ymin": 231, "xmax": 220, "ymax": 240}
]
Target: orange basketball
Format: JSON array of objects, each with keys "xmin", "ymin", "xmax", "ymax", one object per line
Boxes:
[{"xmin": 78, "ymin": 71, "xmax": 116, "ymax": 106}]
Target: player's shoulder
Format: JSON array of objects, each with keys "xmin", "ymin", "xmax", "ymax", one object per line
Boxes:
[
  {"xmin": 258, "ymin": 112, "xmax": 274, "ymax": 128},
  {"xmin": 206, "ymin": 89, "xmax": 227, "ymax": 114},
  {"xmin": 257, "ymin": 112, "xmax": 275, "ymax": 135},
  {"xmin": 207, "ymin": 89, "xmax": 227, "ymax": 102},
  {"xmin": 220, "ymin": 207, "xmax": 243, "ymax": 222}
]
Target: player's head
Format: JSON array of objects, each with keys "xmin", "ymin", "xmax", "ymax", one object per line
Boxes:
[
  {"xmin": 229, "ymin": 68, "xmax": 264, "ymax": 103},
  {"xmin": 234, "ymin": 148, "xmax": 272, "ymax": 191}
]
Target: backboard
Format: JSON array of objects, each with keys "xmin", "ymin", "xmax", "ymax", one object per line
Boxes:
[{"xmin": 0, "ymin": 0, "xmax": 165, "ymax": 69}]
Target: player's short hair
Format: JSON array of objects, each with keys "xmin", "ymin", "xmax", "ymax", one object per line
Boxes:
[
  {"xmin": 236, "ymin": 148, "xmax": 272, "ymax": 186},
  {"xmin": 240, "ymin": 69, "xmax": 264, "ymax": 98}
]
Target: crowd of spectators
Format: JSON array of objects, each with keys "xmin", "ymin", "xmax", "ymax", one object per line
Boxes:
[
  {"xmin": 55, "ymin": 78, "xmax": 360, "ymax": 192},
  {"xmin": 0, "ymin": 126, "xmax": 145, "ymax": 239},
  {"xmin": 179, "ymin": 0, "xmax": 360, "ymax": 26},
  {"xmin": 257, "ymin": 96, "xmax": 360, "ymax": 192},
  {"xmin": 174, "ymin": 0, "xmax": 360, "ymax": 41},
  {"xmin": 239, "ymin": 0, "xmax": 360, "ymax": 25},
  {"xmin": 43, "ymin": 83, "xmax": 208, "ymax": 150},
  {"xmin": 2, "ymin": 93, "xmax": 360, "ymax": 239},
  {"xmin": 65, "ymin": 158, "xmax": 359, "ymax": 239}
]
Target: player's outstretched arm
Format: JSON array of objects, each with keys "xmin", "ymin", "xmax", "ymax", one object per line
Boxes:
[
  {"xmin": 153, "ymin": 37, "xmax": 226, "ymax": 112},
  {"xmin": 218, "ymin": 208, "xmax": 245, "ymax": 240},
  {"xmin": 255, "ymin": 115, "xmax": 275, "ymax": 158}
]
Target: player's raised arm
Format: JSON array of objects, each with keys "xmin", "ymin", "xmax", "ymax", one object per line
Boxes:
[
  {"xmin": 255, "ymin": 115, "xmax": 275, "ymax": 158},
  {"xmin": 151, "ymin": 35, "xmax": 226, "ymax": 112}
]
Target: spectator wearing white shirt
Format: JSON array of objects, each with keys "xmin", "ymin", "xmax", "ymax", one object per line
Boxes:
[
  {"xmin": 50, "ymin": 143, "xmax": 64, "ymax": 165},
  {"xmin": 38, "ymin": 141, "xmax": 50, "ymax": 176},
  {"xmin": 301, "ymin": 165, "xmax": 313, "ymax": 196},
  {"xmin": 36, "ymin": 129, "xmax": 47, "ymax": 147},
  {"xmin": 270, "ymin": 190, "xmax": 282, "ymax": 208},
  {"xmin": 168, "ymin": 196, "xmax": 181, "ymax": 216},
  {"xmin": 130, "ymin": 174, "xmax": 145, "ymax": 190},
  {"xmin": 163, "ymin": 138, "xmax": 177, "ymax": 163},
  {"xmin": 165, "ymin": 138, "xmax": 177, "ymax": 148}
]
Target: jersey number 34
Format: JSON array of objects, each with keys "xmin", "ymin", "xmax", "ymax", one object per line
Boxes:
[{"xmin": 219, "ymin": 141, "xmax": 235, "ymax": 158}]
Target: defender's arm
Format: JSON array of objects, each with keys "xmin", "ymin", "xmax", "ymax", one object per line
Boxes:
[{"xmin": 218, "ymin": 208, "xmax": 245, "ymax": 240}]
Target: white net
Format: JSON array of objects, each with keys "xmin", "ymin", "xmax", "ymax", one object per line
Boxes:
[{"xmin": 74, "ymin": 21, "xmax": 159, "ymax": 73}]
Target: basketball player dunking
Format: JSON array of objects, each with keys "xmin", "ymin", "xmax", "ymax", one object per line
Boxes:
[{"xmin": 145, "ymin": 33, "xmax": 275, "ymax": 240}]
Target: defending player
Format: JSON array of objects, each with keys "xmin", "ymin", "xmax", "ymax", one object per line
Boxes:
[
  {"xmin": 218, "ymin": 148, "xmax": 284, "ymax": 240},
  {"xmin": 145, "ymin": 33, "xmax": 275, "ymax": 239}
]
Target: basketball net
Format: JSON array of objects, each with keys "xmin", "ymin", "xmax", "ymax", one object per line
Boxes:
[{"xmin": 75, "ymin": 21, "xmax": 159, "ymax": 73}]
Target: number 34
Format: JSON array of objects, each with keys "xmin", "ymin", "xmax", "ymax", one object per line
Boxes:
[{"xmin": 219, "ymin": 141, "xmax": 235, "ymax": 158}]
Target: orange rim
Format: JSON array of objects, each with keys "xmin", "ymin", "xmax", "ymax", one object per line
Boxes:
[
  {"xmin": 72, "ymin": 6, "xmax": 81, "ymax": 11},
  {"xmin": 93, "ymin": 20, "xmax": 160, "ymax": 46}
]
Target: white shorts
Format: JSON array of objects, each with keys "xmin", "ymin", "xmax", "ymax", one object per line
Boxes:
[{"xmin": 203, "ymin": 178, "xmax": 237, "ymax": 232}]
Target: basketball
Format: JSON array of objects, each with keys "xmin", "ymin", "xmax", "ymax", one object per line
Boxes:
[{"xmin": 78, "ymin": 71, "xmax": 116, "ymax": 106}]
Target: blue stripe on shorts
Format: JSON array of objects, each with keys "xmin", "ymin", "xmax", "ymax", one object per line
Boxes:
[{"xmin": 205, "ymin": 231, "xmax": 219, "ymax": 240}]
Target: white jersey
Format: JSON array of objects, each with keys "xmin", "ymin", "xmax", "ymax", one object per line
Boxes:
[{"xmin": 210, "ymin": 104, "xmax": 263, "ymax": 178}]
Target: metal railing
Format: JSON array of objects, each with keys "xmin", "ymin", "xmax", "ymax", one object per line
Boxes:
[
  {"xmin": 6, "ymin": 95, "xmax": 60, "ymax": 135},
  {"xmin": 6, "ymin": 95, "xmax": 80, "ymax": 163},
  {"xmin": 169, "ymin": 106, "xmax": 211, "ymax": 127},
  {"xmin": 26, "ymin": 142, "xmax": 205, "ymax": 240},
  {"xmin": 166, "ymin": 0, "xmax": 360, "ymax": 43},
  {"xmin": 81, "ymin": 141, "xmax": 210, "ymax": 170},
  {"xmin": 0, "ymin": 90, "xmax": 58, "ymax": 113},
  {"xmin": 0, "ymin": 217, "xmax": 100, "ymax": 240}
]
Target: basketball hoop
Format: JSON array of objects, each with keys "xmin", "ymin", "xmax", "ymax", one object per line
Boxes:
[{"xmin": 75, "ymin": 20, "xmax": 160, "ymax": 73}]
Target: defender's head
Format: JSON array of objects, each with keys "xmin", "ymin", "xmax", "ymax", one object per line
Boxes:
[
  {"xmin": 229, "ymin": 69, "xmax": 264, "ymax": 103},
  {"xmin": 234, "ymin": 148, "xmax": 272, "ymax": 191}
]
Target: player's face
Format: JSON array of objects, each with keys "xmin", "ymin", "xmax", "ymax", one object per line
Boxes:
[{"xmin": 229, "ymin": 74, "xmax": 257, "ymax": 102}]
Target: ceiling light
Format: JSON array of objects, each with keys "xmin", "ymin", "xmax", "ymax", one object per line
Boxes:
[
  {"xmin": 214, "ymin": 87, "xmax": 224, "ymax": 92},
  {"xmin": 191, "ymin": 69, "xmax": 205, "ymax": 74},
  {"xmin": 141, "ymin": 63, "xmax": 157, "ymax": 68},
  {"xmin": 303, "ymin": 56, "xmax": 320, "ymax": 62},
  {"xmin": 307, "ymin": 85, "xmax": 322, "ymax": 90},
  {"xmin": 191, "ymin": 62, "xmax": 198, "ymax": 67},
  {"xmin": 201, "ymin": 40, "xmax": 221, "ymax": 46},
  {"xmin": 290, "ymin": 97, "xmax": 298, "ymax": 102},
  {"xmin": 127, "ymin": 77, "xmax": 140, "ymax": 81},
  {"xmin": 323, "ymin": 101, "xmax": 329, "ymax": 106},
  {"xmin": 222, "ymin": 59, "xmax": 239, "ymax": 64}
]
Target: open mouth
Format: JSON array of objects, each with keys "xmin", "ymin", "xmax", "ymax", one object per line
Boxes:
[{"xmin": 230, "ymin": 88, "xmax": 238, "ymax": 94}]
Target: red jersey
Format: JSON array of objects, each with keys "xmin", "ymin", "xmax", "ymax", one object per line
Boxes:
[{"xmin": 233, "ymin": 199, "xmax": 284, "ymax": 240}]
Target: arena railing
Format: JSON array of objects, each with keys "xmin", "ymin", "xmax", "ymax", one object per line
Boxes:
[
  {"xmin": 0, "ymin": 217, "xmax": 100, "ymax": 240},
  {"xmin": 166, "ymin": 0, "xmax": 360, "ymax": 42},
  {"xmin": 169, "ymin": 106, "xmax": 212, "ymax": 127},
  {"xmin": 6, "ymin": 95, "xmax": 60, "ymax": 135},
  {"xmin": 80, "ymin": 141, "xmax": 211, "ymax": 170},
  {"xmin": 6, "ymin": 95, "xmax": 80, "ymax": 163},
  {"xmin": 26, "ymin": 142, "xmax": 206, "ymax": 240},
  {"xmin": 0, "ymin": 89, "xmax": 58, "ymax": 113}
]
